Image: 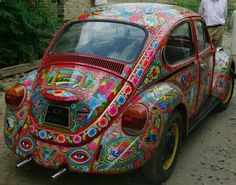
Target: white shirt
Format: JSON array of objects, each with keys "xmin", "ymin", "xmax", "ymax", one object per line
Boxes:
[{"xmin": 198, "ymin": 0, "xmax": 227, "ymax": 26}]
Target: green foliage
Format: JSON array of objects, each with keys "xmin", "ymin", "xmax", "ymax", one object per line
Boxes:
[
  {"xmin": 0, "ymin": 84, "xmax": 5, "ymax": 92},
  {"xmin": 0, "ymin": 0, "xmax": 61, "ymax": 68},
  {"xmin": 173, "ymin": 0, "xmax": 199, "ymax": 12}
]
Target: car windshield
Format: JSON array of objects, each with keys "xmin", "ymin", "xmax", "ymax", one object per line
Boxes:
[{"xmin": 49, "ymin": 21, "xmax": 146, "ymax": 63}]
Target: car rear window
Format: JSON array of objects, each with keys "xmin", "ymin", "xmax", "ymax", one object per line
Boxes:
[{"xmin": 49, "ymin": 21, "xmax": 146, "ymax": 63}]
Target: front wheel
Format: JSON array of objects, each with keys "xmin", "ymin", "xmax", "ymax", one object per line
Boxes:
[
  {"xmin": 215, "ymin": 69, "xmax": 234, "ymax": 112},
  {"xmin": 143, "ymin": 110, "xmax": 183, "ymax": 184}
]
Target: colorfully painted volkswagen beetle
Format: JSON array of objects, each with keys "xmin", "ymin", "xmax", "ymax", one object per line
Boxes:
[{"xmin": 4, "ymin": 3, "xmax": 235, "ymax": 183}]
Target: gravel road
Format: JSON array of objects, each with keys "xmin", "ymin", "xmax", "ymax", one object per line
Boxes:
[{"xmin": 0, "ymin": 33, "xmax": 235, "ymax": 185}]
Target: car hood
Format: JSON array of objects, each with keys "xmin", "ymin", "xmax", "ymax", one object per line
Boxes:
[{"xmin": 30, "ymin": 63, "xmax": 126, "ymax": 134}]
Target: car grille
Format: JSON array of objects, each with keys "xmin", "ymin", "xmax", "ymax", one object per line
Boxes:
[{"xmin": 46, "ymin": 55, "xmax": 125, "ymax": 74}]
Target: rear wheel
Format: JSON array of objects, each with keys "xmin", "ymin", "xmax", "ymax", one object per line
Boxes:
[
  {"xmin": 215, "ymin": 69, "xmax": 234, "ymax": 112},
  {"xmin": 143, "ymin": 110, "xmax": 183, "ymax": 184}
]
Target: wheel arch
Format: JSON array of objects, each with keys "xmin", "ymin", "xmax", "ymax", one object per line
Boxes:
[{"xmin": 134, "ymin": 82, "xmax": 189, "ymax": 141}]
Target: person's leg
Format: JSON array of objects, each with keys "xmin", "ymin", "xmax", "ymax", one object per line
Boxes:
[
  {"xmin": 214, "ymin": 26, "xmax": 225, "ymax": 47},
  {"xmin": 207, "ymin": 26, "xmax": 225, "ymax": 48},
  {"xmin": 207, "ymin": 27, "xmax": 217, "ymax": 48}
]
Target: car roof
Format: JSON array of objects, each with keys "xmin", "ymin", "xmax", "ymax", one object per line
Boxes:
[{"xmin": 79, "ymin": 3, "xmax": 198, "ymax": 30}]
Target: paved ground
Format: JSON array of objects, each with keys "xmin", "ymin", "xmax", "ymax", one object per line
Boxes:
[{"xmin": 0, "ymin": 33, "xmax": 235, "ymax": 185}]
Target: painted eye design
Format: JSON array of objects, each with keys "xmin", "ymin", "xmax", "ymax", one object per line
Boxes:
[
  {"xmin": 19, "ymin": 137, "xmax": 33, "ymax": 152},
  {"xmin": 69, "ymin": 149, "xmax": 91, "ymax": 164},
  {"xmin": 22, "ymin": 141, "xmax": 30, "ymax": 148},
  {"xmin": 72, "ymin": 152, "xmax": 87, "ymax": 160},
  {"xmin": 71, "ymin": 151, "xmax": 88, "ymax": 163}
]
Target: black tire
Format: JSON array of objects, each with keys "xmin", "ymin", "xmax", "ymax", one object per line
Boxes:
[
  {"xmin": 143, "ymin": 110, "xmax": 183, "ymax": 184},
  {"xmin": 215, "ymin": 69, "xmax": 234, "ymax": 112}
]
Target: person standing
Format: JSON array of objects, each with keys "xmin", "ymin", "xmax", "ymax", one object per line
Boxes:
[{"xmin": 198, "ymin": 0, "xmax": 228, "ymax": 48}]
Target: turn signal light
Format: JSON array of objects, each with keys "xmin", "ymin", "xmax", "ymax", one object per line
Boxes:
[
  {"xmin": 5, "ymin": 84, "xmax": 26, "ymax": 111},
  {"xmin": 122, "ymin": 104, "xmax": 148, "ymax": 136}
]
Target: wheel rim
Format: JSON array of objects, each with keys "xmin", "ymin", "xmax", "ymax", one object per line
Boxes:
[
  {"xmin": 162, "ymin": 122, "xmax": 179, "ymax": 171},
  {"xmin": 222, "ymin": 74, "xmax": 233, "ymax": 104}
]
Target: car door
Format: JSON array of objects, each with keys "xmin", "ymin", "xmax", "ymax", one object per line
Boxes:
[
  {"xmin": 193, "ymin": 19, "xmax": 214, "ymax": 113},
  {"xmin": 164, "ymin": 20, "xmax": 199, "ymax": 120}
]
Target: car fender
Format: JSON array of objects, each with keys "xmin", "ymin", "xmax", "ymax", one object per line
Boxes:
[
  {"xmin": 139, "ymin": 83, "xmax": 186, "ymax": 122},
  {"xmin": 4, "ymin": 70, "xmax": 37, "ymax": 153},
  {"xmin": 93, "ymin": 83, "xmax": 187, "ymax": 173},
  {"xmin": 212, "ymin": 51, "xmax": 233, "ymax": 101}
]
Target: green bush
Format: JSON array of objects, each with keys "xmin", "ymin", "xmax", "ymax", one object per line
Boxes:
[{"xmin": 0, "ymin": 0, "xmax": 61, "ymax": 68}]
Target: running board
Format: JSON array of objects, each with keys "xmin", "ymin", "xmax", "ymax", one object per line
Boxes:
[{"xmin": 189, "ymin": 97, "xmax": 219, "ymax": 133}]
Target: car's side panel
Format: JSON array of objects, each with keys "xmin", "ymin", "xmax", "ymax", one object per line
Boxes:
[
  {"xmin": 212, "ymin": 51, "xmax": 233, "ymax": 101},
  {"xmin": 166, "ymin": 65, "xmax": 198, "ymax": 120},
  {"xmin": 153, "ymin": 19, "xmax": 199, "ymax": 120}
]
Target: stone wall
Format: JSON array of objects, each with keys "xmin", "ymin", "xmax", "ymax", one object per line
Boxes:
[{"xmin": 63, "ymin": 0, "xmax": 93, "ymax": 20}]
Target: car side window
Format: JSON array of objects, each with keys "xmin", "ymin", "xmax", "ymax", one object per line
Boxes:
[
  {"xmin": 194, "ymin": 21, "xmax": 209, "ymax": 53},
  {"xmin": 164, "ymin": 22, "xmax": 195, "ymax": 65}
]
